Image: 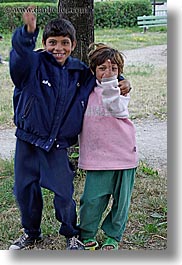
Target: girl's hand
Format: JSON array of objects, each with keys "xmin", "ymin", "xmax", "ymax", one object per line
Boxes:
[
  {"xmin": 102, "ymin": 59, "xmax": 115, "ymax": 79},
  {"xmin": 23, "ymin": 6, "xmax": 36, "ymax": 33}
]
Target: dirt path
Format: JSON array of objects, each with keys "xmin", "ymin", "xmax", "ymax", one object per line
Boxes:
[
  {"xmin": 123, "ymin": 44, "xmax": 167, "ymax": 66},
  {"xmin": 0, "ymin": 118, "xmax": 167, "ymax": 177},
  {"xmin": 0, "ymin": 127, "xmax": 16, "ymax": 160},
  {"xmin": 134, "ymin": 118, "xmax": 167, "ymax": 177}
]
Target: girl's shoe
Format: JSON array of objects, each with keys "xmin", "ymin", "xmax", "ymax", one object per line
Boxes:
[
  {"xmin": 101, "ymin": 236, "xmax": 118, "ymax": 250},
  {"xmin": 83, "ymin": 238, "xmax": 99, "ymax": 250}
]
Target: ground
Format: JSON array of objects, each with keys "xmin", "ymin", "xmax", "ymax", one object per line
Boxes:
[
  {"xmin": 122, "ymin": 44, "xmax": 167, "ymax": 177},
  {"xmin": 0, "ymin": 44, "xmax": 167, "ymax": 251}
]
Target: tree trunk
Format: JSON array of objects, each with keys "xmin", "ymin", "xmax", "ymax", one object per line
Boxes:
[{"xmin": 58, "ymin": 0, "xmax": 94, "ymax": 64}]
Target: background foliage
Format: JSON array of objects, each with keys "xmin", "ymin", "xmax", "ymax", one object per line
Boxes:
[
  {"xmin": 0, "ymin": 0, "xmax": 57, "ymax": 2},
  {"xmin": 0, "ymin": 2, "xmax": 58, "ymax": 32},
  {"xmin": 94, "ymin": 0, "xmax": 152, "ymax": 28},
  {"xmin": 0, "ymin": 0, "xmax": 152, "ymax": 32}
]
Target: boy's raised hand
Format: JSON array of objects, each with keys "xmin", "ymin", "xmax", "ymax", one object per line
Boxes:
[
  {"xmin": 23, "ymin": 6, "xmax": 36, "ymax": 33},
  {"xmin": 119, "ymin": 80, "xmax": 131, "ymax": 96}
]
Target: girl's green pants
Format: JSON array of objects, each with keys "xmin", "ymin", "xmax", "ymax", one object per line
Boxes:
[{"xmin": 79, "ymin": 168, "xmax": 136, "ymax": 242}]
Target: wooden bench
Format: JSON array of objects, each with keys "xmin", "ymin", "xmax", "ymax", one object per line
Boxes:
[{"xmin": 137, "ymin": 15, "xmax": 167, "ymax": 32}]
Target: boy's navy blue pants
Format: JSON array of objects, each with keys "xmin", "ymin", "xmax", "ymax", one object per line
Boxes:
[{"xmin": 14, "ymin": 138, "xmax": 79, "ymax": 238}]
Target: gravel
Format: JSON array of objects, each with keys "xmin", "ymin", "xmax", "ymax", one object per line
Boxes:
[
  {"xmin": 134, "ymin": 118, "xmax": 167, "ymax": 177},
  {"xmin": 123, "ymin": 44, "xmax": 167, "ymax": 67},
  {"xmin": 0, "ymin": 45, "xmax": 167, "ymax": 177},
  {"xmin": 0, "ymin": 127, "xmax": 16, "ymax": 160}
]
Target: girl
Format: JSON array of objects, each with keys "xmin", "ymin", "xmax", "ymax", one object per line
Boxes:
[{"xmin": 78, "ymin": 43, "xmax": 138, "ymax": 250}]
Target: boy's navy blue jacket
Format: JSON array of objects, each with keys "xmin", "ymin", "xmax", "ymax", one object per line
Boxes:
[{"xmin": 10, "ymin": 26, "xmax": 96, "ymax": 151}]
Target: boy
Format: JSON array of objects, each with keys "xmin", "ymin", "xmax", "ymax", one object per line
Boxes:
[{"xmin": 9, "ymin": 8, "xmax": 131, "ymax": 250}]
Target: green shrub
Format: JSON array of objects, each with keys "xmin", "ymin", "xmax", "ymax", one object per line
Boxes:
[
  {"xmin": 0, "ymin": 2, "xmax": 58, "ymax": 33},
  {"xmin": 94, "ymin": 0, "xmax": 152, "ymax": 28},
  {"xmin": 0, "ymin": 0, "xmax": 153, "ymax": 32},
  {"xmin": 0, "ymin": 0, "xmax": 57, "ymax": 2}
]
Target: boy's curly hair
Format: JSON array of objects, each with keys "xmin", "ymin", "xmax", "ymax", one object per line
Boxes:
[{"xmin": 88, "ymin": 43, "xmax": 125, "ymax": 76}]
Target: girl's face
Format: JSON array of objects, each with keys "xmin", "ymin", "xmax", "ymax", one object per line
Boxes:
[
  {"xmin": 95, "ymin": 59, "xmax": 119, "ymax": 82},
  {"xmin": 43, "ymin": 36, "xmax": 76, "ymax": 65}
]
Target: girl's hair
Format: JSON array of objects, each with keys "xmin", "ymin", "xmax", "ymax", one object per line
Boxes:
[
  {"xmin": 88, "ymin": 43, "xmax": 125, "ymax": 75},
  {"xmin": 42, "ymin": 18, "xmax": 76, "ymax": 44}
]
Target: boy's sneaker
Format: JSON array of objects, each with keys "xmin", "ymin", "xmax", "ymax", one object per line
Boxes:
[
  {"xmin": 9, "ymin": 233, "xmax": 43, "ymax": 250},
  {"xmin": 66, "ymin": 236, "xmax": 85, "ymax": 250}
]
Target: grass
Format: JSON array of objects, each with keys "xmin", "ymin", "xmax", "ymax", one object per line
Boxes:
[
  {"xmin": 0, "ymin": 158, "xmax": 167, "ymax": 250},
  {"xmin": 0, "ymin": 65, "xmax": 14, "ymax": 126},
  {"xmin": 127, "ymin": 65, "xmax": 167, "ymax": 120},
  {"xmin": 0, "ymin": 27, "xmax": 167, "ymax": 250},
  {"xmin": 95, "ymin": 27, "xmax": 167, "ymax": 50},
  {"xmin": 0, "ymin": 27, "xmax": 167, "ymax": 62}
]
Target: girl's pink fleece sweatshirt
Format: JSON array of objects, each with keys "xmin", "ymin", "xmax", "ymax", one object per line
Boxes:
[{"xmin": 78, "ymin": 78, "xmax": 138, "ymax": 170}]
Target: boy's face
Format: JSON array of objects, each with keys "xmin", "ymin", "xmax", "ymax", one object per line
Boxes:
[
  {"xmin": 96, "ymin": 60, "xmax": 118, "ymax": 82},
  {"xmin": 43, "ymin": 36, "xmax": 76, "ymax": 65}
]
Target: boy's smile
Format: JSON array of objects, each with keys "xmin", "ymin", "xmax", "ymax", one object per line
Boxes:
[{"xmin": 43, "ymin": 36, "xmax": 76, "ymax": 65}]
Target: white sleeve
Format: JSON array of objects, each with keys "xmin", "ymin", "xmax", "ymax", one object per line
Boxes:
[{"xmin": 101, "ymin": 76, "xmax": 130, "ymax": 118}]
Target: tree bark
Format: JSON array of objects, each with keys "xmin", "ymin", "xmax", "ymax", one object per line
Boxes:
[{"xmin": 58, "ymin": 0, "xmax": 94, "ymax": 64}]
